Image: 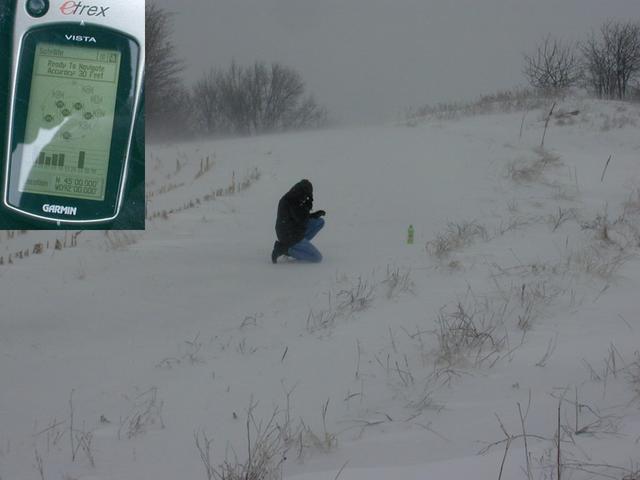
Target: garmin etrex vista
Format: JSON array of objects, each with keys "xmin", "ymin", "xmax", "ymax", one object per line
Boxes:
[{"xmin": 3, "ymin": 0, "xmax": 144, "ymax": 225}]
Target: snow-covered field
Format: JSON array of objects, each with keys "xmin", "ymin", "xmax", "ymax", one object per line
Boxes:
[{"xmin": 1, "ymin": 96, "xmax": 639, "ymax": 479}]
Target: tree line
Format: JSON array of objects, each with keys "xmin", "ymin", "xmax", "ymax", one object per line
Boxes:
[
  {"xmin": 145, "ymin": 3, "xmax": 327, "ymax": 139},
  {"xmin": 523, "ymin": 20, "xmax": 640, "ymax": 99},
  {"xmin": 146, "ymin": 3, "xmax": 639, "ymax": 139}
]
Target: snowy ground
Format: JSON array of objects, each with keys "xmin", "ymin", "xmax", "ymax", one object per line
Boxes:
[{"xmin": 1, "ymin": 95, "xmax": 639, "ymax": 479}]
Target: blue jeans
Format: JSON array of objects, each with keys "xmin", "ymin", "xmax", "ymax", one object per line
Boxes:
[{"xmin": 288, "ymin": 217, "xmax": 324, "ymax": 262}]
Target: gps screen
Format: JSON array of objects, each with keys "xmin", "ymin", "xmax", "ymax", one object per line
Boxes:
[{"xmin": 18, "ymin": 42, "xmax": 121, "ymax": 201}]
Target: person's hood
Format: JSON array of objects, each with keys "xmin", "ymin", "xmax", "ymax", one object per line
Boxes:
[{"xmin": 288, "ymin": 179, "xmax": 313, "ymax": 199}]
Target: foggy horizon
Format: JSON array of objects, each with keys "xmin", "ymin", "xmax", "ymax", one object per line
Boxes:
[{"xmin": 152, "ymin": 0, "xmax": 640, "ymax": 124}]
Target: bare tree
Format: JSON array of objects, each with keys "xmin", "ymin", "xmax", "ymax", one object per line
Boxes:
[
  {"xmin": 192, "ymin": 61, "xmax": 327, "ymax": 136},
  {"xmin": 631, "ymin": 80, "xmax": 640, "ymax": 101},
  {"xmin": 582, "ymin": 30, "xmax": 611, "ymax": 98},
  {"xmin": 260, "ymin": 63, "xmax": 305, "ymax": 131},
  {"xmin": 193, "ymin": 69, "xmax": 222, "ymax": 135},
  {"xmin": 582, "ymin": 20, "xmax": 640, "ymax": 100},
  {"xmin": 284, "ymin": 94, "xmax": 328, "ymax": 130},
  {"xmin": 217, "ymin": 61, "xmax": 253, "ymax": 134},
  {"xmin": 523, "ymin": 35, "xmax": 581, "ymax": 92},
  {"xmin": 145, "ymin": 3, "xmax": 184, "ymax": 133}
]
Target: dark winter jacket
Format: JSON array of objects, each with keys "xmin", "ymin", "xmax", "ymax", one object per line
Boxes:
[{"xmin": 275, "ymin": 179, "xmax": 314, "ymax": 247}]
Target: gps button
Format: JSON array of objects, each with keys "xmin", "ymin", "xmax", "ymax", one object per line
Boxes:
[{"xmin": 25, "ymin": 0, "xmax": 49, "ymax": 17}]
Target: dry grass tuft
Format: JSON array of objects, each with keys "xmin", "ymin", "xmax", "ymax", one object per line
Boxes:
[
  {"xmin": 426, "ymin": 221, "xmax": 488, "ymax": 258},
  {"xmin": 434, "ymin": 299, "xmax": 505, "ymax": 366},
  {"xmin": 405, "ymin": 87, "xmax": 555, "ymax": 123},
  {"xmin": 506, "ymin": 147, "xmax": 562, "ymax": 184},
  {"xmin": 382, "ymin": 266, "xmax": 415, "ymax": 299},
  {"xmin": 195, "ymin": 403, "xmax": 287, "ymax": 480}
]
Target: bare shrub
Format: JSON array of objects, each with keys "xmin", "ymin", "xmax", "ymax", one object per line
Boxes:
[
  {"xmin": 582, "ymin": 20, "xmax": 640, "ymax": 100},
  {"xmin": 523, "ymin": 35, "xmax": 581, "ymax": 91},
  {"xmin": 146, "ymin": 4, "xmax": 192, "ymax": 138},
  {"xmin": 426, "ymin": 221, "xmax": 488, "ymax": 258},
  {"xmin": 193, "ymin": 61, "xmax": 327, "ymax": 136},
  {"xmin": 146, "ymin": 4, "xmax": 182, "ymax": 107}
]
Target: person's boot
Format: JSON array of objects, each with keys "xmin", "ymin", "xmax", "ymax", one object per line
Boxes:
[{"xmin": 271, "ymin": 241, "xmax": 287, "ymax": 264}]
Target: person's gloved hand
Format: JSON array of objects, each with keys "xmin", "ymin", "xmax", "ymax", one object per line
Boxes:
[{"xmin": 310, "ymin": 210, "xmax": 326, "ymax": 218}]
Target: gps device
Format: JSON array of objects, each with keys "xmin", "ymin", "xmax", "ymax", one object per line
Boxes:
[{"xmin": 3, "ymin": 0, "xmax": 144, "ymax": 225}]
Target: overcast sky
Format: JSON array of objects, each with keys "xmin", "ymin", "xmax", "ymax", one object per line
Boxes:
[{"xmin": 151, "ymin": 0, "xmax": 640, "ymax": 124}]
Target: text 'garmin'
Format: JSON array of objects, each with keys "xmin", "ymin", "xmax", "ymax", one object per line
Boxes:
[{"xmin": 42, "ymin": 204, "xmax": 78, "ymax": 216}]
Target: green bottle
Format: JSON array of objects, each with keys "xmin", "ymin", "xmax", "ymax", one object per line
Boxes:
[{"xmin": 407, "ymin": 224, "xmax": 414, "ymax": 244}]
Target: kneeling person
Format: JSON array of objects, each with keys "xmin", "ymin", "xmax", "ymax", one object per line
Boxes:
[{"xmin": 272, "ymin": 179, "xmax": 326, "ymax": 263}]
